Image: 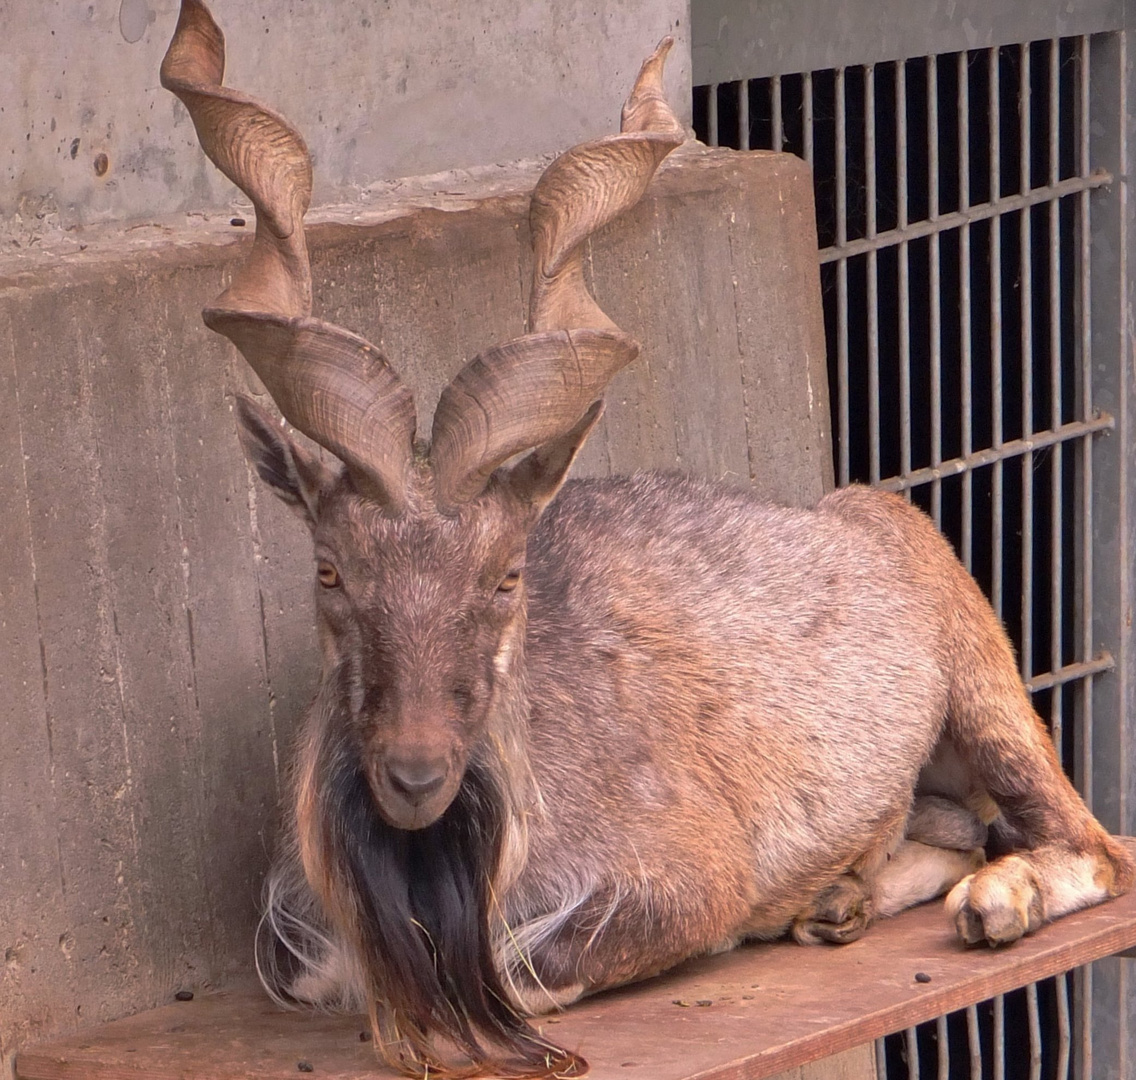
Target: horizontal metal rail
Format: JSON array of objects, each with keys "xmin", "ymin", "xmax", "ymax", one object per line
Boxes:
[
  {"xmin": 876, "ymin": 415, "xmax": 1115, "ymax": 494},
  {"xmin": 1025, "ymin": 654, "xmax": 1115, "ymax": 694},
  {"xmin": 818, "ymin": 172, "xmax": 1113, "ymax": 264}
]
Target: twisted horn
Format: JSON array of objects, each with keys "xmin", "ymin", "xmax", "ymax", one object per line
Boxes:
[
  {"xmin": 429, "ymin": 38, "xmax": 684, "ymax": 507},
  {"xmin": 161, "ymin": 0, "xmax": 415, "ymax": 509}
]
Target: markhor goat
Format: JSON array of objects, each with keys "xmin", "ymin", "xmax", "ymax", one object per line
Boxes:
[{"xmin": 162, "ymin": 3, "xmax": 1133, "ymax": 1076}]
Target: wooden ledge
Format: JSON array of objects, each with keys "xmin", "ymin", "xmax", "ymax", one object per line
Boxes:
[{"xmin": 17, "ymin": 839, "xmax": 1136, "ymax": 1080}]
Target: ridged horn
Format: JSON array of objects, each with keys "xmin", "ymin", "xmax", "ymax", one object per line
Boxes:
[
  {"xmin": 161, "ymin": 0, "xmax": 415, "ymax": 509},
  {"xmin": 429, "ymin": 37, "xmax": 684, "ymax": 508}
]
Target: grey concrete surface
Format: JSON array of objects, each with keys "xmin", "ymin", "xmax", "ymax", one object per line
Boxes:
[
  {"xmin": 692, "ymin": 0, "xmax": 1121, "ymax": 83},
  {"xmin": 0, "ymin": 143, "xmax": 831, "ymax": 1076},
  {"xmin": 1, "ymin": 0, "xmax": 690, "ymax": 243}
]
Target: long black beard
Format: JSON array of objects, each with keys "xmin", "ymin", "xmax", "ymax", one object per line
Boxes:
[{"xmin": 325, "ymin": 755, "xmax": 580, "ymax": 1076}]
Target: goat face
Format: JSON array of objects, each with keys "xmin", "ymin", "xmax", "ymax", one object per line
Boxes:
[{"xmin": 237, "ymin": 396, "xmax": 555, "ymax": 830}]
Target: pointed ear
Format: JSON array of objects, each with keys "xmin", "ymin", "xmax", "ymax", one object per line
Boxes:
[
  {"xmin": 504, "ymin": 399, "xmax": 604, "ymax": 519},
  {"xmin": 235, "ymin": 395, "xmax": 333, "ymax": 528}
]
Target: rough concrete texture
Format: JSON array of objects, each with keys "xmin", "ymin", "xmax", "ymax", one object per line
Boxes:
[
  {"xmin": 1, "ymin": 0, "xmax": 690, "ymax": 244},
  {"xmin": 0, "ymin": 143, "xmax": 831, "ymax": 1076}
]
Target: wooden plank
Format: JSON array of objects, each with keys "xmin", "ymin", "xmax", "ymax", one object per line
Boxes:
[{"xmin": 16, "ymin": 839, "xmax": 1136, "ymax": 1080}]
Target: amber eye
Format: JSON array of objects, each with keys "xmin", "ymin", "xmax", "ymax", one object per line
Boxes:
[
  {"xmin": 317, "ymin": 560, "xmax": 340, "ymax": 589},
  {"xmin": 497, "ymin": 570, "xmax": 522, "ymax": 593}
]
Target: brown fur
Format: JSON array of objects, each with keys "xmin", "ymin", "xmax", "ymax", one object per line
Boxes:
[
  {"xmin": 159, "ymin": 5, "xmax": 1132, "ymax": 1073},
  {"xmin": 248, "ymin": 448, "xmax": 1132, "ymax": 1076}
]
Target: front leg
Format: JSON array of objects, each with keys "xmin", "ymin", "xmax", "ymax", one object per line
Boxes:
[{"xmin": 498, "ymin": 874, "xmax": 752, "ymax": 1015}]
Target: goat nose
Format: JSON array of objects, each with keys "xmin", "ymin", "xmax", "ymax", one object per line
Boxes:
[{"xmin": 386, "ymin": 759, "xmax": 447, "ymax": 803}]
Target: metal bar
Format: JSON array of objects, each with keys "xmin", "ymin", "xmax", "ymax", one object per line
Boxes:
[
  {"xmin": 1083, "ymin": 963, "xmax": 1094, "ymax": 1080},
  {"xmin": 738, "ymin": 78, "xmax": 750, "ymax": 151},
  {"xmin": 905, "ymin": 1025, "xmax": 920, "ymax": 1080},
  {"xmin": 817, "ymin": 172, "xmax": 1113, "ymax": 263},
  {"xmin": 929, "ymin": 53, "xmax": 942, "ymax": 524},
  {"xmin": 1027, "ymin": 981, "xmax": 1043, "ymax": 1080},
  {"xmin": 1020, "ymin": 42, "xmax": 1034, "ymax": 683},
  {"xmin": 966, "ymin": 1004, "xmax": 982, "ymax": 1080},
  {"xmin": 898, "ymin": 59, "xmax": 912, "ymax": 496},
  {"xmin": 991, "ymin": 46, "xmax": 1005, "ymax": 621},
  {"xmin": 867, "ymin": 64, "xmax": 880, "ymax": 484},
  {"xmin": 803, "ymin": 70, "xmax": 814, "ymax": 167},
  {"xmin": 936, "ymin": 1013, "xmax": 948, "ymax": 1080},
  {"xmin": 771, "ymin": 73, "xmax": 782, "ymax": 150},
  {"xmin": 1075, "ymin": 32, "xmax": 1095, "ymax": 1056},
  {"xmin": 1079, "ymin": 32, "xmax": 1097, "ymax": 814},
  {"xmin": 876, "ymin": 413, "xmax": 1115, "ymax": 493},
  {"xmin": 1076, "ymin": 31, "xmax": 1095, "ymax": 804},
  {"xmin": 1057, "ymin": 970, "xmax": 1072, "ymax": 1080},
  {"xmin": 1025, "ymin": 652, "xmax": 1115, "ymax": 694},
  {"xmin": 837, "ymin": 67, "xmax": 850, "ymax": 486},
  {"xmin": 1049, "ymin": 38, "xmax": 1065, "ymax": 759},
  {"xmin": 708, "ymin": 82, "xmax": 719, "ymax": 147},
  {"xmin": 875, "ymin": 1036, "xmax": 887, "ymax": 1080},
  {"xmin": 959, "ymin": 49, "xmax": 974, "ymax": 569},
  {"xmin": 994, "ymin": 993, "xmax": 1006, "ymax": 1080}
]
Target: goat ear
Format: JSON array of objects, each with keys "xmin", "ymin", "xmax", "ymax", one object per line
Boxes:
[
  {"xmin": 235, "ymin": 394, "xmax": 331, "ymax": 527},
  {"xmin": 504, "ymin": 400, "xmax": 604, "ymax": 518}
]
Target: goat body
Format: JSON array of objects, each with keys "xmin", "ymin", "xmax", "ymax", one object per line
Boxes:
[
  {"xmin": 257, "ymin": 465, "xmax": 1130, "ymax": 1068},
  {"xmin": 161, "ymin": 3, "xmax": 1133, "ymax": 1075}
]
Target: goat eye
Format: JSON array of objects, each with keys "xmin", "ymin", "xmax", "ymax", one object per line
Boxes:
[
  {"xmin": 317, "ymin": 560, "xmax": 340, "ymax": 588},
  {"xmin": 497, "ymin": 570, "xmax": 522, "ymax": 593}
]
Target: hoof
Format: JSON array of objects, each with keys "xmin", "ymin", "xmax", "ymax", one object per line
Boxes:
[
  {"xmin": 945, "ymin": 855, "xmax": 1044, "ymax": 948},
  {"xmin": 793, "ymin": 874, "xmax": 873, "ymax": 946}
]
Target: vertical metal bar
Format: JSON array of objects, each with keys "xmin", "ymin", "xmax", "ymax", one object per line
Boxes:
[
  {"xmin": 1027, "ymin": 981, "xmax": 1043, "ymax": 1080},
  {"xmin": 959, "ymin": 49, "xmax": 974, "ymax": 569},
  {"xmin": 876, "ymin": 1036, "xmax": 888, "ymax": 1080},
  {"xmin": 771, "ymin": 73, "xmax": 782, "ymax": 151},
  {"xmin": 929, "ymin": 53, "xmax": 943, "ymax": 525},
  {"xmin": 1020, "ymin": 42, "xmax": 1034, "ymax": 682},
  {"xmin": 1074, "ymin": 43, "xmax": 1096, "ymax": 1068},
  {"xmin": 905, "ymin": 1025, "xmax": 920, "ymax": 1080},
  {"xmin": 1079, "ymin": 33, "xmax": 1096, "ymax": 813},
  {"xmin": 966, "ymin": 1004, "xmax": 982, "ymax": 1080},
  {"xmin": 1049, "ymin": 38, "xmax": 1064, "ymax": 757},
  {"xmin": 837, "ymin": 67, "xmax": 850, "ymax": 486},
  {"xmin": 935, "ymin": 1014, "xmax": 949, "ymax": 1080},
  {"xmin": 738, "ymin": 78, "xmax": 750, "ymax": 151},
  {"xmin": 708, "ymin": 82, "xmax": 719, "ymax": 147},
  {"xmin": 1075, "ymin": 38, "xmax": 1096, "ymax": 1058},
  {"xmin": 1082, "ymin": 964, "xmax": 1095, "ymax": 1080},
  {"xmin": 867, "ymin": 65, "xmax": 880, "ymax": 484},
  {"xmin": 804, "ymin": 70, "xmax": 814, "ymax": 167},
  {"xmin": 991, "ymin": 46, "xmax": 1005, "ymax": 620},
  {"xmin": 898, "ymin": 60, "xmax": 912, "ymax": 494},
  {"xmin": 1056, "ymin": 971, "xmax": 1072, "ymax": 1079},
  {"xmin": 994, "ymin": 993, "xmax": 1006, "ymax": 1080}
]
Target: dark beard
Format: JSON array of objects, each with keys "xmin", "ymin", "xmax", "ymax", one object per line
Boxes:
[{"xmin": 325, "ymin": 753, "xmax": 579, "ymax": 1075}]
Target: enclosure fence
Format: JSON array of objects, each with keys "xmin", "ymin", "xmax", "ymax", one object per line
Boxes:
[{"xmin": 693, "ymin": 2, "xmax": 1134, "ymax": 1077}]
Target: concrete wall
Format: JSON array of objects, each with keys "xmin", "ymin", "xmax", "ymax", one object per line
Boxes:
[
  {"xmin": 0, "ymin": 143, "xmax": 831, "ymax": 1075},
  {"xmin": 2, "ymin": 0, "xmax": 690, "ymax": 243}
]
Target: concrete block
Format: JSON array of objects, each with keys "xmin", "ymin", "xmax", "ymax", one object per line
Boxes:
[
  {"xmin": 0, "ymin": 143, "xmax": 831, "ymax": 1072},
  {"xmin": 1, "ymin": 0, "xmax": 690, "ymax": 240}
]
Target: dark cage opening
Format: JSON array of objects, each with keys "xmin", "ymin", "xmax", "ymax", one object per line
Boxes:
[{"xmin": 694, "ymin": 23, "xmax": 1126, "ymax": 1080}]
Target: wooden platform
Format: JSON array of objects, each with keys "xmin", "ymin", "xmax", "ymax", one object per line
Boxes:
[{"xmin": 17, "ymin": 841, "xmax": 1136, "ymax": 1080}]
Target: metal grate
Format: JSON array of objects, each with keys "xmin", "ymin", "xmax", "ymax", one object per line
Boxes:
[{"xmin": 693, "ymin": 29, "xmax": 1126, "ymax": 1080}]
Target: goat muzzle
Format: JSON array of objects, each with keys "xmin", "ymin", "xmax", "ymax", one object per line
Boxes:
[{"xmin": 368, "ymin": 751, "xmax": 460, "ymax": 830}]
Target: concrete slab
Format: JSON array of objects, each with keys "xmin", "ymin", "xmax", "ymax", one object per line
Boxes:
[
  {"xmin": 0, "ymin": 143, "xmax": 831, "ymax": 1075},
  {"xmin": 2, "ymin": 0, "xmax": 690, "ymax": 240}
]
